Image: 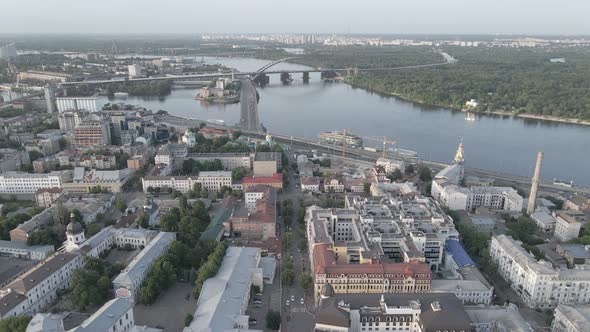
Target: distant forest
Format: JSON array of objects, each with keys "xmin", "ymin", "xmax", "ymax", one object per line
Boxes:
[{"xmin": 291, "ymin": 46, "xmax": 590, "ymax": 120}]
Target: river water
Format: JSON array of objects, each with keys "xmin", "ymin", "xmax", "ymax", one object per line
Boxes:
[{"xmin": 98, "ymin": 56, "xmax": 590, "ymax": 186}]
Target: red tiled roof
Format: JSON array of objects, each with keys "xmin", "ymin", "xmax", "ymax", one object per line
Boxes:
[
  {"xmin": 242, "ymin": 173, "xmax": 283, "ymax": 184},
  {"xmin": 36, "ymin": 187, "xmax": 64, "ymax": 194},
  {"xmin": 313, "ymin": 244, "xmax": 431, "ymax": 279},
  {"xmin": 301, "ymin": 176, "xmax": 320, "ymax": 186}
]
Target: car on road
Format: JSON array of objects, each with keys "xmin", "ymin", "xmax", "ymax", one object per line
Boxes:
[
  {"xmin": 286, "ymin": 300, "xmax": 290, "ymax": 306},
  {"xmin": 253, "ymin": 299, "xmax": 262, "ymax": 304},
  {"xmin": 290, "ymin": 295, "xmax": 295, "ymax": 301},
  {"xmin": 255, "ymin": 293, "xmax": 262, "ymax": 297},
  {"xmin": 300, "ymin": 298, "xmax": 304, "ymax": 305}
]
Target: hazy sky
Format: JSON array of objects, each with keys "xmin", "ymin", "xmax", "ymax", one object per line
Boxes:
[{"xmin": 1, "ymin": 0, "xmax": 589, "ymax": 35}]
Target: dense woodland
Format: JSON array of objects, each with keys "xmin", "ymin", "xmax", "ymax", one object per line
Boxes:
[{"xmin": 293, "ymin": 46, "xmax": 590, "ymax": 120}]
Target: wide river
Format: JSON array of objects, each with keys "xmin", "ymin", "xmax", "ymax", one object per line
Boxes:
[{"xmin": 99, "ymin": 57, "xmax": 590, "ymax": 186}]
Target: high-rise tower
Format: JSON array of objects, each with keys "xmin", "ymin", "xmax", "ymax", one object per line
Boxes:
[{"xmin": 527, "ymin": 152, "xmax": 543, "ymax": 214}]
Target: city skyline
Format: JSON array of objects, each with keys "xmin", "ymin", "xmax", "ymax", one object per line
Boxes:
[{"xmin": 1, "ymin": 0, "xmax": 590, "ymax": 35}]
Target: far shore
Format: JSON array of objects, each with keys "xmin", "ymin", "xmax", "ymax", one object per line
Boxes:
[{"xmin": 345, "ymin": 80, "xmax": 590, "ymax": 127}]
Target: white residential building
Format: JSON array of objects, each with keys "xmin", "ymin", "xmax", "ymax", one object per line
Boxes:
[
  {"xmin": 245, "ymin": 186, "xmax": 266, "ymax": 211},
  {"xmin": 0, "ymin": 252, "xmax": 83, "ymax": 319},
  {"xmin": 490, "ymin": 234, "xmax": 590, "ymax": 308},
  {"xmin": 531, "ymin": 210, "xmax": 558, "ymax": 232},
  {"xmin": 323, "ymin": 177, "xmax": 345, "ymax": 193},
  {"xmin": 66, "ymin": 226, "xmax": 157, "ymax": 258},
  {"xmin": 128, "ymin": 64, "xmax": 143, "ymax": 79},
  {"xmin": 552, "ymin": 304, "xmax": 590, "ymax": 332},
  {"xmin": 181, "ymin": 129, "xmax": 196, "ymax": 148},
  {"xmin": 432, "ymin": 181, "xmax": 523, "ymax": 212},
  {"xmin": 185, "ymin": 153, "xmax": 252, "ymax": 170},
  {"xmin": 555, "ymin": 212, "xmax": 583, "ymax": 242},
  {"xmin": 0, "ymin": 171, "xmax": 70, "ymax": 194},
  {"xmin": 113, "ymin": 232, "xmax": 176, "ymax": 300},
  {"xmin": 376, "ymin": 157, "xmax": 405, "ymax": 174},
  {"xmin": 154, "ymin": 143, "xmax": 187, "ymax": 167},
  {"xmin": 56, "ymin": 97, "xmax": 98, "ymax": 113},
  {"xmin": 184, "ymin": 247, "xmax": 264, "ymax": 332},
  {"xmin": 142, "ymin": 171, "xmax": 232, "ymax": 193},
  {"xmin": 0, "ymin": 240, "xmax": 54, "ymax": 260},
  {"xmin": 301, "ymin": 176, "xmax": 321, "ymax": 193}
]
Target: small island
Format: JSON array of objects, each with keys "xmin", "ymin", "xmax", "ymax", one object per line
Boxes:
[{"xmin": 195, "ymin": 78, "xmax": 240, "ymax": 104}]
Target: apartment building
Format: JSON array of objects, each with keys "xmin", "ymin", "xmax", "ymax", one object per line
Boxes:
[
  {"xmin": 554, "ymin": 211, "xmax": 585, "ymax": 242},
  {"xmin": 432, "ymin": 180, "xmax": 523, "ymax": 212},
  {"xmin": 35, "ymin": 187, "xmax": 64, "ymax": 207},
  {"xmin": 241, "ymin": 173, "xmax": 283, "ymax": 191},
  {"xmin": 9, "ymin": 208, "xmax": 55, "ymax": 242},
  {"xmin": 57, "ymin": 153, "xmax": 117, "ymax": 169},
  {"xmin": 62, "ymin": 167, "xmax": 132, "ymax": 193},
  {"xmin": 552, "ymin": 304, "xmax": 590, "ymax": 332},
  {"xmin": 490, "ymin": 234, "xmax": 590, "ymax": 308},
  {"xmin": 376, "ymin": 157, "xmax": 405, "ymax": 174}
]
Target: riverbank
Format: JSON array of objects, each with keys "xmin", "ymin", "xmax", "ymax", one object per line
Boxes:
[{"xmin": 345, "ymin": 79, "xmax": 590, "ymax": 127}]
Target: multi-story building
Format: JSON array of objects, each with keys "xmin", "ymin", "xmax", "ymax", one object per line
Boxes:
[
  {"xmin": 128, "ymin": 64, "xmax": 143, "ymax": 78},
  {"xmin": 60, "ymin": 193, "xmax": 115, "ymax": 224},
  {"xmin": 552, "ymin": 304, "xmax": 590, "ymax": 332},
  {"xmin": 490, "ymin": 234, "xmax": 590, "ymax": 308},
  {"xmin": 56, "ymin": 97, "xmax": 98, "ymax": 113},
  {"xmin": 253, "ymin": 152, "xmax": 281, "ymax": 177},
  {"xmin": 112, "ymin": 232, "xmax": 175, "ymax": 300},
  {"xmin": 57, "ymin": 111, "xmax": 84, "ymax": 132},
  {"xmin": 0, "ymin": 149, "xmax": 31, "ymax": 172},
  {"xmin": 181, "ymin": 129, "xmax": 196, "ymax": 147},
  {"xmin": 35, "ymin": 187, "xmax": 63, "ymax": 207},
  {"xmin": 228, "ymin": 186, "xmax": 276, "ymax": 241},
  {"xmin": 0, "ymin": 171, "xmax": 70, "ymax": 194},
  {"xmin": 0, "ymin": 252, "xmax": 83, "ymax": 319},
  {"xmin": 432, "ymin": 181, "xmax": 523, "ymax": 212},
  {"xmin": 65, "ymin": 225, "xmax": 156, "ymax": 258},
  {"xmin": 184, "ymin": 247, "xmax": 264, "ymax": 332},
  {"xmin": 185, "ymin": 152, "xmax": 251, "ymax": 170},
  {"xmin": 142, "ymin": 171, "xmax": 232, "ymax": 193},
  {"xmin": 127, "ymin": 154, "xmax": 147, "ymax": 170},
  {"xmin": 306, "ymin": 204, "xmax": 434, "ymax": 301},
  {"xmin": 72, "ymin": 120, "xmax": 111, "ymax": 147},
  {"xmin": 154, "ymin": 143, "xmax": 187, "ymax": 167},
  {"xmin": 554, "ymin": 211, "xmax": 584, "ymax": 242},
  {"xmin": 314, "ymin": 292, "xmax": 473, "ymax": 332}
]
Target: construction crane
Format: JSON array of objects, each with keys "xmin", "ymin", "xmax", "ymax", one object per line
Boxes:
[{"xmin": 363, "ymin": 136, "xmax": 398, "ymax": 158}]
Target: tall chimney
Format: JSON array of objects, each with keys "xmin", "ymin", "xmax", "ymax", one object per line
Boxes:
[{"xmin": 527, "ymin": 152, "xmax": 543, "ymax": 214}]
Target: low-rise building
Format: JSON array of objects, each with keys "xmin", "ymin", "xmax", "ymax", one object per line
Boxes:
[
  {"xmin": 62, "ymin": 167, "xmax": 133, "ymax": 193},
  {"xmin": 466, "ymin": 304, "xmax": 533, "ymax": 332},
  {"xmin": 376, "ymin": 157, "xmax": 405, "ymax": 174},
  {"xmin": 10, "ymin": 208, "xmax": 55, "ymax": 242},
  {"xmin": 531, "ymin": 210, "xmax": 558, "ymax": 232},
  {"xmin": 127, "ymin": 154, "xmax": 147, "ymax": 170},
  {"xmin": 60, "ymin": 193, "xmax": 115, "ymax": 224},
  {"xmin": 198, "ymin": 126, "xmax": 232, "ymax": 139},
  {"xmin": 35, "ymin": 188, "xmax": 64, "ymax": 207},
  {"xmin": 301, "ymin": 176, "xmax": 321, "ymax": 192},
  {"xmin": 432, "ymin": 180, "xmax": 523, "ymax": 212},
  {"xmin": 241, "ymin": 173, "xmax": 283, "ymax": 191},
  {"xmin": 0, "ymin": 240, "xmax": 53, "ymax": 260},
  {"xmin": 323, "ymin": 175, "xmax": 345, "ymax": 193},
  {"xmin": 564, "ymin": 195, "xmax": 590, "ymax": 212},
  {"xmin": 58, "ymin": 153, "xmax": 117, "ymax": 170},
  {"xmin": 0, "ymin": 252, "xmax": 83, "ymax": 319},
  {"xmin": 344, "ymin": 177, "xmax": 365, "ymax": 193},
  {"xmin": 184, "ymin": 247, "xmax": 264, "ymax": 332},
  {"xmin": 113, "ymin": 232, "xmax": 176, "ymax": 300},
  {"xmin": 154, "ymin": 143, "xmax": 187, "ymax": 167}
]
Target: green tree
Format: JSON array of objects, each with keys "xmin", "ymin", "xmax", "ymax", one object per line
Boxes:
[
  {"xmin": 405, "ymin": 164, "xmax": 415, "ymax": 175},
  {"xmin": 300, "ymin": 272, "xmax": 313, "ymax": 292},
  {"xmin": 136, "ymin": 211, "xmax": 149, "ymax": 229},
  {"xmin": 0, "ymin": 316, "xmax": 32, "ymax": 332},
  {"xmin": 387, "ymin": 168, "xmax": 403, "ymax": 182},
  {"xmin": 363, "ymin": 182, "xmax": 371, "ymax": 195},
  {"xmin": 418, "ymin": 165, "xmax": 432, "ymax": 182},
  {"xmin": 54, "ymin": 200, "xmax": 66, "ymax": 224},
  {"xmin": 115, "ymin": 199, "xmax": 127, "ymax": 212},
  {"xmin": 85, "ymin": 223, "xmax": 102, "ymax": 237},
  {"xmin": 266, "ymin": 310, "xmax": 281, "ymax": 330}
]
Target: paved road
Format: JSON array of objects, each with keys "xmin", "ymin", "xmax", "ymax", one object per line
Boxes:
[{"xmin": 279, "ymin": 157, "xmax": 315, "ymax": 332}]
